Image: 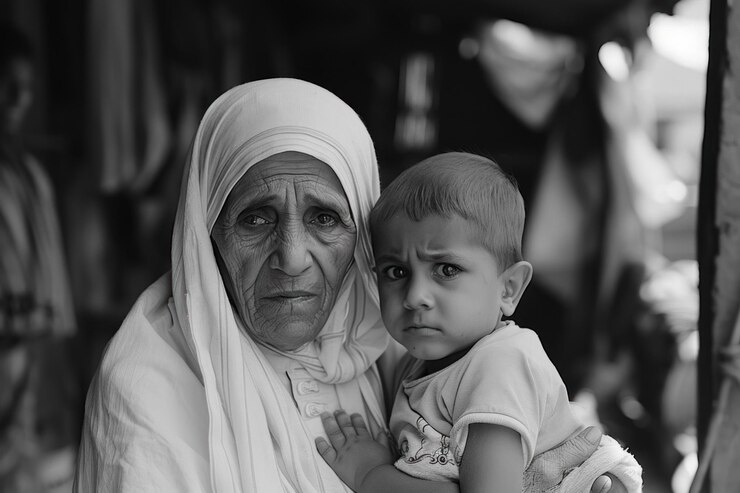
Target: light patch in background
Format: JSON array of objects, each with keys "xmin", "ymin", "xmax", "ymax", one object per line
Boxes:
[
  {"xmin": 649, "ymin": 9, "xmax": 709, "ymax": 72},
  {"xmin": 599, "ymin": 41, "xmax": 631, "ymax": 82}
]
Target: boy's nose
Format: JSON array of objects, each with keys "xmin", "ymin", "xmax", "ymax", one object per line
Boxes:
[{"xmin": 403, "ymin": 277, "xmax": 434, "ymax": 310}]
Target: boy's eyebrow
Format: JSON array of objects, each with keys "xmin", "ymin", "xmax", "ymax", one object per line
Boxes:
[
  {"xmin": 374, "ymin": 254, "xmax": 400, "ymax": 265},
  {"xmin": 374, "ymin": 251, "xmax": 467, "ymax": 264},
  {"xmin": 417, "ymin": 251, "xmax": 466, "ymax": 263}
]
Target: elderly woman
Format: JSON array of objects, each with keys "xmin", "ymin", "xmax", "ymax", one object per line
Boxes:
[{"xmin": 74, "ymin": 79, "xmax": 622, "ymax": 492}]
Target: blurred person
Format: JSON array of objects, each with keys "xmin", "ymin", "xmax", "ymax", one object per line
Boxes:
[
  {"xmin": 0, "ymin": 22, "xmax": 78, "ymax": 492},
  {"xmin": 638, "ymin": 258, "xmax": 698, "ymax": 491}
]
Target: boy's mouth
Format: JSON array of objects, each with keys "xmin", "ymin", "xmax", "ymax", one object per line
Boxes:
[{"xmin": 404, "ymin": 325, "xmax": 440, "ymax": 335}]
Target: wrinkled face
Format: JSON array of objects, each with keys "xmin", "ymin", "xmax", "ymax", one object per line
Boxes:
[
  {"xmin": 373, "ymin": 214, "xmax": 505, "ymax": 366},
  {"xmin": 211, "ymin": 152, "xmax": 357, "ymax": 351}
]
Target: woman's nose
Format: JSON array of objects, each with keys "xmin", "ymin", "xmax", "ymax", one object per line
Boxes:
[
  {"xmin": 270, "ymin": 223, "xmax": 313, "ymax": 276},
  {"xmin": 403, "ymin": 276, "xmax": 433, "ymax": 310}
]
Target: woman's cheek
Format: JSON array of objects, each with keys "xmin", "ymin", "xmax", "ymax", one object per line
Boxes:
[
  {"xmin": 331, "ymin": 232, "xmax": 357, "ymax": 275},
  {"xmin": 235, "ymin": 243, "xmax": 271, "ymax": 291}
]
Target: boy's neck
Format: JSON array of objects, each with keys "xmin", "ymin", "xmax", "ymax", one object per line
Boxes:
[
  {"xmin": 420, "ymin": 320, "xmax": 508, "ymax": 376},
  {"xmin": 422, "ymin": 347, "xmax": 470, "ymax": 376}
]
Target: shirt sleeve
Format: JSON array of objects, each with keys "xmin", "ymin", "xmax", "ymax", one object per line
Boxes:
[{"xmin": 448, "ymin": 337, "xmax": 554, "ymax": 465}]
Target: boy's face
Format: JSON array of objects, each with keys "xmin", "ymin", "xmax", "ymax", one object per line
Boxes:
[{"xmin": 373, "ymin": 213, "xmax": 507, "ymax": 363}]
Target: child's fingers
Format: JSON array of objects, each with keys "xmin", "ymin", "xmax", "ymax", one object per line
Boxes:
[
  {"xmin": 321, "ymin": 412, "xmax": 347, "ymax": 448},
  {"xmin": 374, "ymin": 429, "xmax": 390, "ymax": 449},
  {"xmin": 350, "ymin": 413, "xmax": 370, "ymax": 437},
  {"xmin": 315, "ymin": 437, "xmax": 337, "ymax": 463},
  {"xmin": 334, "ymin": 410, "xmax": 357, "ymax": 437}
]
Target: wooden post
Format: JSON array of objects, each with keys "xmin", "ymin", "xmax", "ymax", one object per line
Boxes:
[{"xmin": 697, "ymin": 0, "xmax": 740, "ymax": 491}]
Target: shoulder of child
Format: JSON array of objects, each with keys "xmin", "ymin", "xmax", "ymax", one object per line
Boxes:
[
  {"xmin": 465, "ymin": 324, "xmax": 553, "ymax": 374},
  {"xmin": 478, "ymin": 323, "xmax": 544, "ymax": 352}
]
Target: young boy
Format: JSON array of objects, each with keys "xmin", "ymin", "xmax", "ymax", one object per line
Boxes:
[{"xmin": 315, "ymin": 153, "xmax": 642, "ymax": 492}]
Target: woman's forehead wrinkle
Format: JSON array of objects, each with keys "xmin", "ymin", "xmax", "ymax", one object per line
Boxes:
[
  {"xmin": 222, "ymin": 155, "xmax": 349, "ymax": 224},
  {"xmin": 266, "ymin": 173, "xmax": 347, "ymax": 209},
  {"xmin": 225, "ymin": 178, "xmax": 271, "ymax": 218},
  {"xmin": 298, "ymin": 167, "xmax": 350, "ymax": 208}
]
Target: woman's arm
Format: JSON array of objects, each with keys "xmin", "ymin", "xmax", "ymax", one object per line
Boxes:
[{"xmin": 75, "ymin": 363, "xmax": 211, "ymax": 492}]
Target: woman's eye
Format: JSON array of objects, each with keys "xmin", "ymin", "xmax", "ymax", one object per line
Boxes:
[
  {"xmin": 382, "ymin": 266, "xmax": 408, "ymax": 280},
  {"xmin": 434, "ymin": 263, "xmax": 462, "ymax": 279},
  {"xmin": 314, "ymin": 213, "xmax": 338, "ymax": 227},
  {"xmin": 242, "ymin": 214, "xmax": 270, "ymax": 226}
]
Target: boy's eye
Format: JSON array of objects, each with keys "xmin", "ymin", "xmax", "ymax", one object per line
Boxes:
[
  {"xmin": 382, "ymin": 266, "xmax": 408, "ymax": 280},
  {"xmin": 433, "ymin": 263, "xmax": 462, "ymax": 278}
]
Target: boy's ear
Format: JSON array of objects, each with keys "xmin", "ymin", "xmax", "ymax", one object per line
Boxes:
[{"xmin": 500, "ymin": 261, "xmax": 533, "ymax": 317}]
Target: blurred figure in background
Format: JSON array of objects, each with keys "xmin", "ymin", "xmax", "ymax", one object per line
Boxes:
[{"xmin": 0, "ymin": 22, "xmax": 78, "ymax": 493}]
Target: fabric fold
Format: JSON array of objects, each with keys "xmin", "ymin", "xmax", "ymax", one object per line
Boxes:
[{"xmin": 559, "ymin": 435, "xmax": 643, "ymax": 492}]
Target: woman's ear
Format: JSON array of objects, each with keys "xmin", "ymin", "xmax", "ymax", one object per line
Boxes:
[{"xmin": 500, "ymin": 261, "xmax": 533, "ymax": 317}]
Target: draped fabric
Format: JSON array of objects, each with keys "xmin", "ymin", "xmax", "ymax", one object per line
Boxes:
[
  {"xmin": 75, "ymin": 79, "xmax": 389, "ymax": 492},
  {"xmin": 0, "ymin": 139, "xmax": 76, "ymax": 335}
]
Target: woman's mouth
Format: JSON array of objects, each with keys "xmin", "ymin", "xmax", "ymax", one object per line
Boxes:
[{"xmin": 266, "ymin": 290, "xmax": 315, "ymax": 301}]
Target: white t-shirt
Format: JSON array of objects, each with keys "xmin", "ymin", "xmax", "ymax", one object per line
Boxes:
[{"xmin": 389, "ymin": 322, "xmax": 584, "ymax": 481}]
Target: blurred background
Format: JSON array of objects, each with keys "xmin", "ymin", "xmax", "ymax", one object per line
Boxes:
[{"xmin": 0, "ymin": 0, "xmax": 708, "ymax": 491}]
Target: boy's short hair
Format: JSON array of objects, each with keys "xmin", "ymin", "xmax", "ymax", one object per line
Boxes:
[{"xmin": 370, "ymin": 152, "xmax": 525, "ymax": 269}]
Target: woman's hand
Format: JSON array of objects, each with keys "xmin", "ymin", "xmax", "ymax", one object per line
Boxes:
[
  {"xmin": 315, "ymin": 410, "xmax": 393, "ymax": 490},
  {"xmin": 526, "ymin": 427, "xmax": 627, "ymax": 493}
]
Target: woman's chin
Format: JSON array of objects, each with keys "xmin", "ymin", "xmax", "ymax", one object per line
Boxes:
[{"xmin": 252, "ymin": 318, "xmax": 324, "ymax": 352}]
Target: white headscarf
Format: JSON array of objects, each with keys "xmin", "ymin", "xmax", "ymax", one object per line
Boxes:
[{"xmin": 171, "ymin": 78, "xmax": 388, "ymax": 492}]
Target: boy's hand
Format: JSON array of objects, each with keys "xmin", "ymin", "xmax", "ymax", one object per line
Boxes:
[{"xmin": 315, "ymin": 410, "xmax": 393, "ymax": 490}]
